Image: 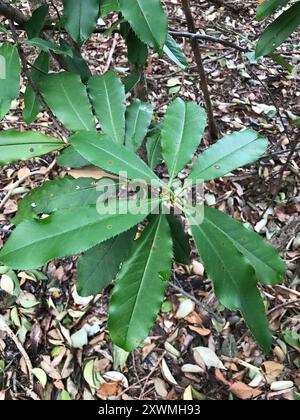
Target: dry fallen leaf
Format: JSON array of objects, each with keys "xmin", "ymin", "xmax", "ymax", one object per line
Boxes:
[
  {"xmin": 97, "ymin": 382, "xmax": 120, "ymax": 397},
  {"xmin": 188, "ymin": 325, "xmax": 211, "ymax": 336},
  {"xmin": 181, "ymin": 364, "xmax": 204, "ymax": 374},
  {"xmin": 263, "ymin": 361, "xmax": 284, "ymax": 383},
  {"xmin": 215, "ymin": 368, "xmax": 230, "ymax": 386},
  {"xmin": 183, "ymin": 385, "xmax": 193, "ymax": 400},
  {"xmin": 153, "ymin": 377, "xmax": 168, "ymax": 398},
  {"xmin": 0, "ymin": 274, "xmax": 15, "ymax": 295},
  {"xmin": 229, "ymin": 381, "xmax": 262, "ymax": 400},
  {"xmin": 192, "ymin": 260, "xmax": 204, "ymax": 276},
  {"xmin": 103, "ymin": 371, "xmax": 129, "ymax": 388},
  {"xmin": 68, "ymin": 167, "xmax": 115, "ymax": 180},
  {"xmin": 193, "ymin": 347, "xmax": 226, "ymax": 370},
  {"xmin": 175, "ymin": 299, "xmax": 195, "ymax": 319},
  {"xmin": 142, "ymin": 343, "xmax": 156, "ymax": 360},
  {"xmin": 270, "ymin": 381, "xmax": 294, "ymax": 391},
  {"xmin": 161, "ymin": 358, "xmax": 178, "ymax": 385}
]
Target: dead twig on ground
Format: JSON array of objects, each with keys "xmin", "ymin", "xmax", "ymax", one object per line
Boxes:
[
  {"xmin": 0, "ymin": 316, "xmax": 34, "ymax": 389},
  {"xmin": 104, "ymin": 33, "xmax": 118, "ymax": 73},
  {"xmin": 267, "ymin": 298, "xmax": 300, "ymax": 317}
]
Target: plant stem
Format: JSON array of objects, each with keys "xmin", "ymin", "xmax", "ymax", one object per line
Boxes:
[{"xmin": 181, "ymin": 0, "xmax": 219, "ymax": 141}]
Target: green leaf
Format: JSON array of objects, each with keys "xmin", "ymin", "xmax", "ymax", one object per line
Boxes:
[
  {"xmin": 146, "ymin": 128, "xmax": 162, "ymax": 170},
  {"xmin": 167, "ymin": 214, "xmax": 191, "ymax": 265},
  {"xmin": 284, "ymin": 329, "xmax": 300, "ymax": 348},
  {"xmin": 202, "ymin": 206, "xmax": 285, "ymax": 285},
  {"xmin": 121, "ymin": 23, "xmax": 148, "ymax": 68},
  {"xmin": 269, "ymin": 53, "xmax": 294, "ymax": 73},
  {"xmin": 39, "ymin": 72, "xmax": 95, "ymax": 132},
  {"xmin": 0, "ymin": 198, "xmax": 159, "ymax": 269},
  {"xmin": 292, "ymin": 118, "xmax": 300, "ymax": 127},
  {"xmin": 60, "ymin": 390, "xmax": 72, "ymax": 401},
  {"xmin": 256, "ymin": 0, "xmax": 289, "ymax": 21},
  {"xmin": 100, "ymin": 0, "xmax": 119, "ymax": 16},
  {"xmin": 125, "ymin": 100, "xmax": 153, "ymax": 151},
  {"xmin": 63, "ymin": 0, "xmax": 100, "ymax": 45},
  {"xmin": 0, "ymin": 129, "xmax": 63, "ymax": 165},
  {"xmin": 108, "ymin": 215, "xmax": 173, "ymax": 351},
  {"xmin": 77, "ymin": 229, "xmax": 136, "ymax": 297},
  {"xmin": 88, "ymin": 72, "xmax": 126, "ymax": 144},
  {"xmin": 164, "ymin": 34, "xmax": 188, "ymax": 70},
  {"xmin": 122, "ymin": 71, "xmax": 141, "ymax": 93},
  {"xmin": 23, "ymin": 52, "xmax": 49, "ymax": 124},
  {"xmin": 186, "ymin": 210, "xmax": 272, "ymax": 352},
  {"xmin": 161, "ymin": 98, "xmax": 207, "ymax": 181},
  {"xmin": 119, "ymin": 0, "xmax": 168, "ymax": 51},
  {"xmin": 256, "ymin": 2, "xmax": 300, "ymax": 57},
  {"xmin": 189, "ymin": 129, "xmax": 268, "ymax": 183},
  {"xmin": 13, "ymin": 176, "xmax": 106, "ymax": 225},
  {"xmin": 24, "ymin": 38, "xmax": 72, "ymax": 56},
  {"xmin": 32, "ymin": 368, "xmax": 47, "ymax": 387},
  {"xmin": 127, "ymin": 31, "xmax": 148, "ymax": 68},
  {"xmin": 25, "ymin": 4, "xmax": 49, "ymax": 39},
  {"xmin": 0, "ymin": 24, "xmax": 7, "ymax": 33},
  {"xmin": 59, "ymin": 39, "xmax": 92, "ymax": 83},
  {"xmin": 0, "ymin": 43, "xmax": 21, "ymax": 120},
  {"xmin": 57, "ymin": 146, "xmax": 90, "ymax": 168},
  {"xmin": 71, "ymin": 131, "xmax": 159, "ymax": 182}
]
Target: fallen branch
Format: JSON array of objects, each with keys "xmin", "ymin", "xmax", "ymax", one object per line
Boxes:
[
  {"xmin": 267, "ymin": 298, "xmax": 300, "ymax": 317},
  {"xmin": 0, "ymin": 316, "xmax": 34, "ymax": 388},
  {"xmin": 169, "ymin": 30, "xmax": 249, "ymax": 53},
  {"xmin": 104, "ymin": 33, "xmax": 118, "ymax": 73}
]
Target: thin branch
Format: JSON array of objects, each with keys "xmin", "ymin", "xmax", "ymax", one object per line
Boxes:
[
  {"xmin": 169, "ymin": 30, "xmax": 249, "ymax": 53},
  {"xmin": 49, "ymin": 0, "xmax": 61, "ymax": 20},
  {"xmin": 267, "ymin": 298, "xmax": 300, "ymax": 317},
  {"xmin": 0, "ymin": 0, "xmax": 27, "ymax": 25},
  {"xmin": 169, "ymin": 280, "xmax": 223, "ymax": 323},
  {"xmin": 181, "ymin": 0, "xmax": 219, "ymax": 140}
]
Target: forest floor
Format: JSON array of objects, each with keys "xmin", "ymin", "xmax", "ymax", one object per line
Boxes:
[{"xmin": 0, "ymin": 0, "xmax": 299, "ymax": 400}]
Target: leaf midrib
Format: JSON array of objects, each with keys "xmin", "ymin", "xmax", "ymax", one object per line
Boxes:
[
  {"xmin": 204, "ymin": 215, "xmax": 278, "ymax": 278},
  {"xmin": 191, "ymin": 135, "xmax": 262, "ymax": 178},
  {"xmin": 101, "ymin": 77, "xmax": 122, "ymax": 144},
  {"xmin": 59, "ymin": 77, "xmax": 91, "ymax": 130},
  {"xmin": 136, "ymin": 0, "xmax": 156, "ymax": 44},
  {"xmin": 2, "ymin": 201, "xmax": 152, "ymax": 258},
  {"xmin": 127, "ymin": 105, "xmax": 141, "ymax": 148},
  {"xmin": 188, "ymin": 212, "xmax": 243, "ymax": 307},
  {"xmin": 169, "ymin": 103, "xmax": 187, "ymax": 180},
  {"xmin": 123, "ymin": 216, "xmax": 163, "ymax": 338},
  {"xmin": 84, "ymin": 138, "xmax": 159, "ymax": 181},
  {"xmin": 2, "ymin": 141, "xmax": 62, "ymax": 147}
]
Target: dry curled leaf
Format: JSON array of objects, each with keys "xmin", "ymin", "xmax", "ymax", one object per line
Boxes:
[{"xmin": 229, "ymin": 381, "xmax": 262, "ymax": 400}]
